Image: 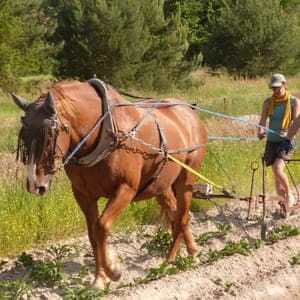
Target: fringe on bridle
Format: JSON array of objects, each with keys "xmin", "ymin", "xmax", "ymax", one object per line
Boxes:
[{"xmin": 16, "ymin": 124, "xmax": 55, "ymax": 166}]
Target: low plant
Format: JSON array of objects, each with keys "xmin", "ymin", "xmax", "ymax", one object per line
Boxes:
[
  {"xmin": 63, "ymin": 284, "xmax": 111, "ymax": 300},
  {"xmin": 0, "ymin": 279, "xmax": 33, "ymax": 300},
  {"xmin": 205, "ymin": 239, "xmax": 254, "ymax": 262},
  {"xmin": 291, "ymin": 253, "xmax": 300, "ymax": 265},
  {"xmin": 224, "ymin": 280, "xmax": 238, "ymax": 292},
  {"xmin": 16, "ymin": 252, "xmax": 67, "ymax": 287},
  {"xmin": 141, "ymin": 227, "xmax": 173, "ymax": 257},
  {"xmin": 46, "ymin": 244, "xmax": 73, "ymax": 261},
  {"xmin": 265, "ymin": 225, "xmax": 300, "ymax": 245},
  {"xmin": 196, "ymin": 221, "xmax": 232, "ymax": 245}
]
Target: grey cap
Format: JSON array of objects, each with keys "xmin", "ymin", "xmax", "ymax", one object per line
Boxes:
[{"xmin": 269, "ymin": 73, "xmax": 286, "ymax": 88}]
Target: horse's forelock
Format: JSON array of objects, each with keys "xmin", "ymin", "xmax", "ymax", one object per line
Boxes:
[{"xmin": 17, "ymin": 124, "xmax": 51, "ymax": 165}]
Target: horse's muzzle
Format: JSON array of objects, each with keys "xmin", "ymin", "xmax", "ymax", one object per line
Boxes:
[{"xmin": 26, "ymin": 178, "xmax": 51, "ymax": 196}]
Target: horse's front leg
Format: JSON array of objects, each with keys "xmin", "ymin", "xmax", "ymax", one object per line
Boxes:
[
  {"xmin": 94, "ymin": 184, "xmax": 135, "ymax": 284},
  {"xmin": 73, "ymin": 191, "xmax": 110, "ymax": 290}
]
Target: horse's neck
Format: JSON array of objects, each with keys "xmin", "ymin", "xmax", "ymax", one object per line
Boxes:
[{"xmin": 54, "ymin": 90, "xmax": 103, "ymax": 156}]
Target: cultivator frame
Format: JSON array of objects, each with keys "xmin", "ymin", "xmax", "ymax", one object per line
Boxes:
[{"xmin": 192, "ymin": 158, "xmax": 300, "ymax": 239}]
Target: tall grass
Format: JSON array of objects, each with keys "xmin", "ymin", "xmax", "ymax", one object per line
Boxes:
[{"xmin": 1, "ymin": 72, "xmax": 300, "ymax": 258}]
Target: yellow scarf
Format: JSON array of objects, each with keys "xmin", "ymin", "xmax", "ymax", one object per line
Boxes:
[{"xmin": 267, "ymin": 91, "xmax": 292, "ymax": 129}]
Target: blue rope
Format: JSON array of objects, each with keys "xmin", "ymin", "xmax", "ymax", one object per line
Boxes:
[
  {"xmin": 208, "ymin": 136, "xmax": 259, "ymax": 141},
  {"xmin": 190, "ymin": 105, "xmax": 278, "ymax": 135},
  {"xmin": 113, "ymin": 102, "xmax": 279, "ymax": 135},
  {"xmin": 62, "ymin": 101, "xmax": 276, "ymax": 164}
]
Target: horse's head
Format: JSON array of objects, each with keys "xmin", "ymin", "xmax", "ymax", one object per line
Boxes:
[{"xmin": 12, "ymin": 92, "xmax": 69, "ymax": 196}]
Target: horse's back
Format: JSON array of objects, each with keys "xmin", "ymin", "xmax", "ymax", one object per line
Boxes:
[{"xmin": 139, "ymin": 98, "xmax": 207, "ymax": 150}]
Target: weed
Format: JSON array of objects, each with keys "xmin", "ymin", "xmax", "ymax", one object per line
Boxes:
[
  {"xmin": 196, "ymin": 221, "xmax": 232, "ymax": 245},
  {"xmin": 0, "ymin": 278, "xmax": 33, "ymax": 300},
  {"xmin": 265, "ymin": 225, "xmax": 300, "ymax": 245},
  {"xmin": 291, "ymin": 253, "xmax": 300, "ymax": 265},
  {"xmin": 134, "ymin": 263, "xmax": 178, "ymax": 284},
  {"xmin": 173, "ymin": 255, "xmax": 196, "ymax": 271},
  {"xmin": 63, "ymin": 284, "xmax": 111, "ymax": 299},
  {"xmin": 196, "ymin": 232, "xmax": 211, "ymax": 245},
  {"xmin": 141, "ymin": 227, "xmax": 173, "ymax": 257},
  {"xmin": 214, "ymin": 221, "xmax": 232, "ymax": 237},
  {"xmin": 205, "ymin": 249, "xmax": 222, "ymax": 262},
  {"xmin": 46, "ymin": 244, "xmax": 72, "ymax": 260},
  {"xmin": 221, "ymin": 239, "xmax": 252, "ymax": 256},
  {"xmin": 28, "ymin": 260, "xmax": 67, "ymax": 287},
  {"xmin": 16, "ymin": 252, "xmax": 34, "ymax": 268},
  {"xmin": 224, "ymin": 280, "xmax": 237, "ymax": 292},
  {"xmin": 134, "ymin": 255, "xmax": 195, "ymax": 285},
  {"xmin": 205, "ymin": 239, "xmax": 253, "ymax": 262},
  {"xmin": 16, "ymin": 252, "xmax": 67, "ymax": 287}
]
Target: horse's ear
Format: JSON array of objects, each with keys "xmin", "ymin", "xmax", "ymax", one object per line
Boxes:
[
  {"xmin": 44, "ymin": 92, "xmax": 56, "ymax": 115},
  {"xmin": 11, "ymin": 92, "xmax": 29, "ymax": 111}
]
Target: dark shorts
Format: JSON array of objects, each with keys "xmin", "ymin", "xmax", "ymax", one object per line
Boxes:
[{"xmin": 263, "ymin": 141, "xmax": 295, "ymax": 166}]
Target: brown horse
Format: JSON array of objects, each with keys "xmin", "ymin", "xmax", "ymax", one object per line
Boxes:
[{"xmin": 12, "ymin": 79, "xmax": 207, "ymax": 289}]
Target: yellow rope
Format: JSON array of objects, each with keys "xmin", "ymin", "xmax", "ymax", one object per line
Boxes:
[{"xmin": 167, "ymin": 154, "xmax": 223, "ymax": 191}]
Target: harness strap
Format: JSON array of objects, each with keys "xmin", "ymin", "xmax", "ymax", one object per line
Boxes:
[
  {"xmin": 154, "ymin": 118, "xmax": 168, "ymax": 155},
  {"xmin": 77, "ymin": 79, "xmax": 118, "ymax": 166}
]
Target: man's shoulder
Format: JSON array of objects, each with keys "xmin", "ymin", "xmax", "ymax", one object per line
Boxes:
[{"xmin": 263, "ymin": 97, "xmax": 271, "ymax": 105}]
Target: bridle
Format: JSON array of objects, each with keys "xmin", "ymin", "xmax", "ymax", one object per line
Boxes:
[
  {"xmin": 17, "ymin": 112, "xmax": 69, "ymax": 175},
  {"xmin": 46, "ymin": 115, "xmax": 70, "ymax": 174}
]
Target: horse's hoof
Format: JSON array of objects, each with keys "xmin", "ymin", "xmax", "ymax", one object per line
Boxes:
[
  {"xmin": 109, "ymin": 262, "xmax": 122, "ymax": 281},
  {"xmin": 106, "ymin": 250, "xmax": 122, "ymax": 281},
  {"xmin": 187, "ymin": 246, "xmax": 200, "ymax": 257},
  {"xmin": 92, "ymin": 276, "xmax": 110, "ymax": 291}
]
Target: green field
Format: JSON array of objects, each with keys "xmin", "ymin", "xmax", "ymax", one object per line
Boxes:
[{"xmin": 1, "ymin": 71, "xmax": 300, "ymax": 257}]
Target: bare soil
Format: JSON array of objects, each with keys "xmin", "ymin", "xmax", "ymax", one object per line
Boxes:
[{"xmin": 1, "ymin": 199, "xmax": 299, "ymax": 299}]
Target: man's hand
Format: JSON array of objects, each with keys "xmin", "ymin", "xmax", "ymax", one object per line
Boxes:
[
  {"xmin": 257, "ymin": 130, "xmax": 266, "ymax": 140},
  {"xmin": 278, "ymin": 139, "xmax": 296, "ymax": 153}
]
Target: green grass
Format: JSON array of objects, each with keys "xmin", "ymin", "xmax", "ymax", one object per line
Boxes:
[
  {"xmin": 0, "ymin": 173, "xmax": 86, "ymax": 257},
  {"xmin": 1, "ymin": 72, "xmax": 300, "ymax": 258}
]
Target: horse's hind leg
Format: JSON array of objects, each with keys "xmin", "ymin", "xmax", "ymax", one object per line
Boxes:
[{"xmin": 166, "ymin": 171, "xmax": 199, "ymax": 262}]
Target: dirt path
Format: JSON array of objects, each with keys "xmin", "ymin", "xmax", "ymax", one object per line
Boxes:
[{"xmin": 1, "ymin": 200, "xmax": 299, "ymax": 299}]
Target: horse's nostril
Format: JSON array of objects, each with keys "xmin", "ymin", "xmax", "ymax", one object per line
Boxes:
[{"xmin": 37, "ymin": 186, "xmax": 46, "ymax": 196}]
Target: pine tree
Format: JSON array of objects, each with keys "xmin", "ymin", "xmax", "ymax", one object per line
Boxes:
[
  {"xmin": 49, "ymin": 0, "xmax": 191, "ymax": 90},
  {"xmin": 203, "ymin": 0, "xmax": 300, "ymax": 77},
  {"xmin": 0, "ymin": 0, "xmax": 55, "ymax": 91}
]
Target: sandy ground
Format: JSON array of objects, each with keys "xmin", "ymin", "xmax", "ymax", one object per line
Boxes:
[{"xmin": 0, "ymin": 198, "xmax": 299, "ymax": 299}]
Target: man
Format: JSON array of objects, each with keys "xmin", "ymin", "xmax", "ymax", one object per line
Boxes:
[{"xmin": 257, "ymin": 74, "xmax": 300, "ymax": 209}]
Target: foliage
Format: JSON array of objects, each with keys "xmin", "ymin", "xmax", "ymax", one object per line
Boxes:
[
  {"xmin": 196, "ymin": 221, "xmax": 232, "ymax": 244},
  {"xmin": 264, "ymin": 224, "xmax": 300, "ymax": 244},
  {"xmin": 203, "ymin": 0, "xmax": 300, "ymax": 77},
  {"xmin": 0, "ymin": 0, "xmax": 56, "ymax": 91},
  {"xmin": 291, "ymin": 253, "xmax": 300, "ymax": 265},
  {"xmin": 0, "ymin": 0, "xmax": 300, "ymax": 90},
  {"xmin": 141, "ymin": 227, "xmax": 173, "ymax": 257},
  {"xmin": 164, "ymin": 0, "xmax": 222, "ymax": 63},
  {"xmin": 46, "ymin": 0, "xmax": 191, "ymax": 90},
  {"xmin": 63, "ymin": 285, "xmax": 111, "ymax": 299},
  {"xmin": 17, "ymin": 252, "xmax": 67, "ymax": 287},
  {"xmin": 134, "ymin": 256, "xmax": 196, "ymax": 285},
  {"xmin": 0, "ymin": 278, "xmax": 33, "ymax": 300}
]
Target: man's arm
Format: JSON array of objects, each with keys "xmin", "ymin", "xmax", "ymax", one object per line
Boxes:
[
  {"xmin": 287, "ymin": 97, "xmax": 300, "ymax": 139},
  {"xmin": 257, "ymin": 98, "xmax": 269, "ymax": 139}
]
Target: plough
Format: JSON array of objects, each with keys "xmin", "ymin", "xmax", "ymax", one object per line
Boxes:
[{"xmin": 191, "ymin": 158, "xmax": 300, "ymax": 239}]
